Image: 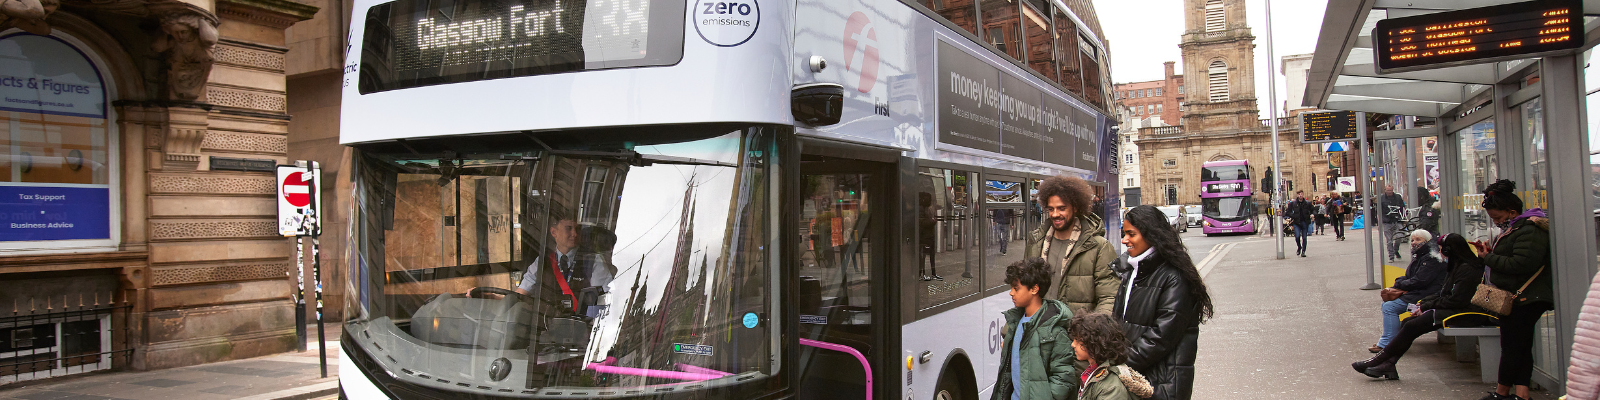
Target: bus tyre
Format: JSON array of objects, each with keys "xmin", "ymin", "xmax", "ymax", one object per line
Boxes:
[{"xmin": 934, "ymin": 374, "xmax": 965, "ymax": 400}]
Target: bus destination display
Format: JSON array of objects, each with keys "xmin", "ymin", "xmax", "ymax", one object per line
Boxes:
[
  {"xmin": 359, "ymin": 0, "xmax": 684, "ymax": 94},
  {"xmin": 1374, "ymin": 0, "xmax": 1581, "ymax": 73},
  {"xmin": 1301, "ymin": 111, "xmax": 1357, "ymax": 144}
]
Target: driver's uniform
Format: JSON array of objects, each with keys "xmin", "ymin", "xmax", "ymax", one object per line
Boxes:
[{"xmin": 518, "ymin": 249, "xmax": 613, "ymax": 318}]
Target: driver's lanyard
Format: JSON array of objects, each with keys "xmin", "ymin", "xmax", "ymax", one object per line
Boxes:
[{"xmin": 550, "ymin": 256, "xmax": 578, "ymax": 312}]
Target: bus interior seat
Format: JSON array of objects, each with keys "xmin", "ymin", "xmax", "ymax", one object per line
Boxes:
[{"xmin": 409, "ymin": 293, "xmax": 533, "ymax": 350}]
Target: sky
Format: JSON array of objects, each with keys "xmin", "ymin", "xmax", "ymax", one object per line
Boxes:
[{"xmin": 1093, "ymin": 0, "xmax": 1330, "ymax": 116}]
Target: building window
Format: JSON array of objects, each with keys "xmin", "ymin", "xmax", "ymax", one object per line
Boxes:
[
  {"xmin": 1147, "ymin": 105, "xmax": 1155, "ymax": 114},
  {"xmin": 1155, "ymin": 88, "xmax": 1163, "ymax": 96},
  {"xmin": 1125, "ymin": 153, "xmax": 1134, "ymax": 164},
  {"xmin": 1157, "ymin": 104, "xmax": 1164, "ymax": 113},
  {"xmin": 1205, "ymin": 0, "xmax": 1225, "ymax": 32},
  {"xmin": 0, "ymin": 33, "xmax": 118, "ymax": 252},
  {"xmin": 1208, "ymin": 60, "xmax": 1228, "ymax": 102},
  {"xmin": 1127, "ymin": 178, "xmax": 1134, "ymax": 186},
  {"xmin": 1179, "ymin": 85, "xmax": 1185, "ymax": 94}
]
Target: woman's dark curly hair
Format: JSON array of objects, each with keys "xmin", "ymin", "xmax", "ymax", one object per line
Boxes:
[
  {"xmin": 1123, "ymin": 205, "xmax": 1215, "ymax": 323},
  {"xmin": 1067, "ymin": 312, "xmax": 1128, "ymax": 365},
  {"xmin": 1480, "ymin": 179, "xmax": 1523, "ymax": 212},
  {"xmin": 1036, "ymin": 175, "xmax": 1093, "ymax": 217}
]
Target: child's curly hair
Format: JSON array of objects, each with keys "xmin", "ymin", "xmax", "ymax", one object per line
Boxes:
[{"xmin": 1067, "ymin": 312, "xmax": 1128, "ymax": 365}]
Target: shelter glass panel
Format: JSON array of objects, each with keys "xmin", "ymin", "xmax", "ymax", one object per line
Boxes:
[{"xmin": 1456, "ymin": 121, "xmax": 1498, "ymax": 242}]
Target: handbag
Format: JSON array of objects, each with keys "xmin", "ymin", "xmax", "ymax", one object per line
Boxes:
[{"xmin": 1471, "ymin": 265, "xmax": 1544, "ymax": 315}]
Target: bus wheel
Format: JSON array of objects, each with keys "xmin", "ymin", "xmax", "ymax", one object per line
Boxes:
[{"xmin": 934, "ymin": 374, "xmax": 965, "ymax": 400}]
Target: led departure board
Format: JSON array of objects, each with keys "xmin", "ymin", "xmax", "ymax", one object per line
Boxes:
[
  {"xmin": 1374, "ymin": 0, "xmax": 1582, "ymax": 73},
  {"xmin": 358, "ymin": 0, "xmax": 685, "ymax": 94},
  {"xmin": 1301, "ymin": 111, "xmax": 1357, "ymax": 144}
]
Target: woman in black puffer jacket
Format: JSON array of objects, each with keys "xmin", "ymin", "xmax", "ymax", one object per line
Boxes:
[
  {"xmin": 1112, "ymin": 206, "xmax": 1214, "ymax": 400},
  {"xmin": 1352, "ymin": 234, "xmax": 1497, "ymax": 380}
]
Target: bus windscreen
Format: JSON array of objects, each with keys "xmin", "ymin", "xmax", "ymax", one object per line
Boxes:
[
  {"xmin": 1201, "ymin": 164, "xmax": 1249, "ymax": 182},
  {"xmin": 1203, "ymin": 197, "xmax": 1250, "ymax": 220},
  {"xmin": 359, "ymin": 0, "xmax": 685, "ymax": 94}
]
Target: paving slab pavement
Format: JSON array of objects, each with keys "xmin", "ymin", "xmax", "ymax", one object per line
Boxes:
[
  {"xmin": 0, "ymin": 326, "xmax": 342, "ymax": 400},
  {"xmin": 1194, "ymin": 232, "xmax": 1554, "ymax": 399}
]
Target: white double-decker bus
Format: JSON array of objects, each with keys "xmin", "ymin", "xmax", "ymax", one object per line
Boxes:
[{"xmin": 336, "ymin": 0, "xmax": 1119, "ymax": 398}]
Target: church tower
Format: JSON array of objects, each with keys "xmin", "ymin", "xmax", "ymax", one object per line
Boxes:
[{"xmin": 1179, "ymin": 0, "xmax": 1260, "ymax": 132}]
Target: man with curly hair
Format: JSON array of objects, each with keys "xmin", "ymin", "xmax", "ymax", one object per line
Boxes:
[{"xmin": 1025, "ymin": 175, "xmax": 1120, "ymax": 316}]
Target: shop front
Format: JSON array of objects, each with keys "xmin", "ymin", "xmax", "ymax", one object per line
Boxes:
[
  {"xmin": 1305, "ymin": 2, "xmax": 1599, "ymax": 394},
  {"xmin": 0, "ymin": 0, "xmax": 314, "ymax": 384}
]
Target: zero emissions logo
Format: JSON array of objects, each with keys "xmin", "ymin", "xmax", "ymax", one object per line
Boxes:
[
  {"xmin": 842, "ymin": 11, "xmax": 879, "ymax": 93},
  {"xmin": 695, "ymin": 0, "xmax": 760, "ymax": 47}
]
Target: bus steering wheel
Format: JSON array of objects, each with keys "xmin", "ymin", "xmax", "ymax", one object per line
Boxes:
[{"xmin": 467, "ymin": 287, "xmax": 531, "ymax": 301}]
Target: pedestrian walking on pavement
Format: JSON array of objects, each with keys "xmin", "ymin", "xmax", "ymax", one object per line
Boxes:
[
  {"xmin": 1472, "ymin": 180, "xmax": 1553, "ymax": 400},
  {"xmin": 992, "ymin": 258, "xmax": 1080, "ymax": 400},
  {"xmin": 1371, "ymin": 229, "xmax": 1446, "ymax": 353},
  {"xmin": 1113, "ymin": 206, "xmax": 1214, "ymax": 400},
  {"xmin": 1285, "ymin": 191, "xmax": 1314, "ymax": 257},
  {"xmin": 1329, "ymin": 192, "xmax": 1347, "ymax": 241},
  {"xmin": 1069, "ymin": 312, "xmax": 1155, "ymax": 400},
  {"xmin": 1027, "ymin": 175, "xmax": 1120, "ymax": 316},
  {"xmin": 1353, "ymin": 234, "xmax": 1498, "ymax": 380},
  {"xmin": 1380, "ymin": 185, "xmax": 1407, "ymax": 261},
  {"xmin": 1313, "ymin": 198, "xmax": 1328, "ymax": 235}
]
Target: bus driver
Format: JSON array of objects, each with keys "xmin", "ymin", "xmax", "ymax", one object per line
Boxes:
[{"xmin": 515, "ymin": 213, "xmax": 614, "ymax": 318}]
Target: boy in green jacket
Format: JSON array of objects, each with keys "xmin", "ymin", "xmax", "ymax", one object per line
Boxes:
[
  {"xmin": 1068, "ymin": 312, "xmax": 1153, "ymax": 400},
  {"xmin": 993, "ymin": 259, "xmax": 1078, "ymax": 400}
]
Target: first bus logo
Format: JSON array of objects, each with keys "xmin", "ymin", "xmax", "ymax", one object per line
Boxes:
[{"xmin": 843, "ymin": 12, "xmax": 880, "ymax": 95}]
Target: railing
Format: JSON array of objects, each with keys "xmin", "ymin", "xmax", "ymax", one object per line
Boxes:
[
  {"xmin": 1141, "ymin": 126, "xmax": 1183, "ymax": 136},
  {"xmin": 1, "ymin": 296, "xmax": 133, "ymax": 385}
]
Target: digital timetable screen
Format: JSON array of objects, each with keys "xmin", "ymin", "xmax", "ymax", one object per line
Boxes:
[
  {"xmin": 358, "ymin": 0, "xmax": 685, "ymax": 94},
  {"xmin": 1374, "ymin": 0, "xmax": 1581, "ymax": 73},
  {"xmin": 1301, "ymin": 111, "xmax": 1357, "ymax": 144}
]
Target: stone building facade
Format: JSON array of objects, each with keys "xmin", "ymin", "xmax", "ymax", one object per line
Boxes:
[
  {"xmin": 0, "ymin": 0, "xmax": 315, "ymax": 382},
  {"xmin": 1135, "ymin": 0, "xmax": 1330, "ymax": 206},
  {"xmin": 1114, "ymin": 61, "xmax": 1185, "ymax": 126}
]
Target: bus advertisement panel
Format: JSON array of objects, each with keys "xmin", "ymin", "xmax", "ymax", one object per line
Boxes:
[{"xmin": 1200, "ymin": 160, "xmax": 1257, "ymax": 235}]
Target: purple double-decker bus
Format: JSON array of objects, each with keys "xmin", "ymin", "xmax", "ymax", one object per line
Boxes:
[{"xmin": 1200, "ymin": 160, "xmax": 1258, "ymax": 235}]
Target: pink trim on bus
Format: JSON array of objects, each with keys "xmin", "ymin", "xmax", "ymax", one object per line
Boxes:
[
  {"xmin": 677, "ymin": 364, "xmax": 733, "ymax": 377},
  {"xmin": 585, "ymin": 364, "xmax": 725, "ymax": 381},
  {"xmin": 799, "ymin": 338, "xmax": 873, "ymax": 400}
]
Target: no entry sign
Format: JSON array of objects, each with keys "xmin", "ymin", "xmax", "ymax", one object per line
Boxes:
[{"xmin": 277, "ymin": 164, "xmax": 322, "ymax": 236}]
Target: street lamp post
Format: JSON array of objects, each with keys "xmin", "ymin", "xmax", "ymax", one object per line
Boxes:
[{"xmin": 1264, "ymin": 0, "xmax": 1284, "ymax": 259}]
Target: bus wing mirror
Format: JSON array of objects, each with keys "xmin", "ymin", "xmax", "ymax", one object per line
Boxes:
[{"xmin": 792, "ymin": 83, "xmax": 843, "ymax": 126}]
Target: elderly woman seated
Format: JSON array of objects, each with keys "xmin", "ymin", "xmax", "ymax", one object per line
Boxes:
[{"xmin": 1370, "ymin": 229, "xmax": 1447, "ymax": 353}]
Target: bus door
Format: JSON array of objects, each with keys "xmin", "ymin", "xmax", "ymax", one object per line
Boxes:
[{"xmin": 794, "ymin": 146, "xmax": 896, "ymax": 400}]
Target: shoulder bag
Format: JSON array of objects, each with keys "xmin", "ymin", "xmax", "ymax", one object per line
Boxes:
[{"xmin": 1471, "ymin": 265, "xmax": 1544, "ymax": 315}]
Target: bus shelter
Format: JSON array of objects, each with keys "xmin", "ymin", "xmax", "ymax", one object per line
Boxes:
[{"xmin": 1304, "ymin": 0, "xmax": 1600, "ymax": 394}]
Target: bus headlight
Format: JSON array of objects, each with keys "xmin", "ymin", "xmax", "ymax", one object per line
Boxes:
[{"xmin": 1203, "ymin": 221, "xmax": 1211, "ymax": 227}]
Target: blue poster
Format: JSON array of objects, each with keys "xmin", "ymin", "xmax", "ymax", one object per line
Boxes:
[{"xmin": 0, "ymin": 185, "xmax": 110, "ymax": 241}]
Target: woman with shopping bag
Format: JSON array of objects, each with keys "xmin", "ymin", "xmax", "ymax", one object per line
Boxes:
[{"xmin": 1468, "ymin": 180, "xmax": 1552, "ymax": 400}]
